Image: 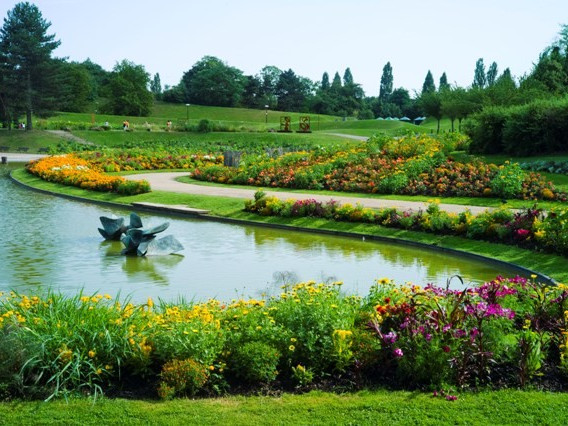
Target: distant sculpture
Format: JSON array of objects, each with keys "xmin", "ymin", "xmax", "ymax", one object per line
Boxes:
[
  {"xmin": 98, "ymin": 213, "xmax": 143, "ymax": 240},
  {"xmin": 98, "ymin": 213, "xmax": 184, "ymax": 256}
]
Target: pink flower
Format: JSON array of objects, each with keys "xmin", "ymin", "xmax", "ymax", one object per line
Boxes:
[{"xmin": 393, "ymin": 348, "xmax": 404, "ymax": 358}]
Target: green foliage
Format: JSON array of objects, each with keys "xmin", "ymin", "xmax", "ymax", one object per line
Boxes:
[
  {"xmin": 472, "ymin": 58, "xmax": 487, "ymax": 89},
  {"xmin": 102, "ymin": 60, "xmax": 153, "ymax": 117},
  {"xmin": 181, "ymin": 56, "xmax": 245, "ymax": 107},
  {"xmin": 379, "ymin": 62, "xmax": 393, "ymax": 101},
  {"xmin": 0, "ymin": 1, "xmax": 61, "ymax": 129},
  {"xmin": 466, "ymin": 96, "xmax": 568, "ymax": 155},
  {"xmin": 116, "ymin": 179, "xmax": 151, "ymax": 195},
  {"xmin": 421, "ymin": 70, "xmax": 436, "ymax": 94},
  {"xmin": 291, "ymin": 364, "xmax": 314, "ymax": 386},
  {"xmin": 229, "ymin": 342, "xmax": 280, "ymax": 384},
  {"xmin": 489, "ymin": 162, "xmax": 525, "ymax": 198}
]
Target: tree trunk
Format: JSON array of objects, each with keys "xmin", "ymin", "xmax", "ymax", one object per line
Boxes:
[
  {"xmin": 451, "ymin": 118, "xmax": 455, "ymax": 132},
  {"xmin": 437, "ymin": 119, "xmax": 440, "ymax": 134},
  {"xmin": 26, "ymin": 71, "xmax": 33, "ymax": 131}
]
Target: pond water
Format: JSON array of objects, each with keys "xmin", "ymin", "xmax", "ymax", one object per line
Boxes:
[{"xmin": 0, "ymin": 163, "xmax": 521, "ymax": 303}]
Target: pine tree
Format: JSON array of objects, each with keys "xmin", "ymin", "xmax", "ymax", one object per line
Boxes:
[
  {"xmin": 0, "ymin": 2, "xmax": 60, "ymax": 130},
  {"xmin": 472, "ymin": 58, "xmax": 486, "ymax": 88},
  {"xmin": 439, "ymin": 72, "xmax": 450, "ymax": 91},
  {"xmin": 321, "ymin": 72, "xmax": 330, "ymax": 91},
  {"xmin": 331, "ymin": 72, "xmax": 342, "ymax": 90},
  {"xmin": 422, "ymin": 70, "xmax": 435, "ymax": 94},
  {"xmin": 379, "ymin": 62, "xmax": 393, "ymax": 101},
  {"xmin": 343, "ymin": 68, "xmax": 354, "ymax": 85}
]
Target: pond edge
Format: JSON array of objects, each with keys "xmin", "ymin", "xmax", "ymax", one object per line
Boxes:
[{"xmin": 10, "ymin": 169, "xmax": 556, "ymax": 285}]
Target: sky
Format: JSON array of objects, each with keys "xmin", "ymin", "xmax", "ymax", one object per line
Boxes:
[{"xmin": 1, "ymin": 0, "xmax": 567, "ymax": 97}]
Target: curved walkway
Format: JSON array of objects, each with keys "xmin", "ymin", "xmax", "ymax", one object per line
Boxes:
[
  {"xmin": 126, "ymin": 172, "xmax": 500, "ymax": 215},
  {"xmin": 0, "ymin": 152, "xmax": 46, "ymax": 162}
]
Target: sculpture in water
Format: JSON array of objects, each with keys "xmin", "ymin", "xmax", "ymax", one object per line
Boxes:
[{"xmin": 98, "ymin": 213, "xmax": 184, "ymax": 256}]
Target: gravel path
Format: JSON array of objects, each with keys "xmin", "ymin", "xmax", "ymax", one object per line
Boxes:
[
  {"xmin": 127, "ymin": 172, "xmax": 501, "ymax": 215},
  {"xmin": 46, "ymin": 130, "xmax": 94, "ymax": 145}
]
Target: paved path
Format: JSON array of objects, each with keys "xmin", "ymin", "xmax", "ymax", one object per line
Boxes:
[
  {"xmin": 126, "ymin": 172, "xmax": 499, "ymax": 215},
  {"xmin": 0, "ymin": 152, "xmax": 47, "ymax": 162},
  {"xmin": 322, "ymin": 133, "xmax": 369, "ymax": 141}
]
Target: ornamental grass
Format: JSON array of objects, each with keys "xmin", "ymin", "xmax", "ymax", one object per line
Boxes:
[{"xmin": 0, "ymin": 277, "xmax": 566, "ymax": 401}]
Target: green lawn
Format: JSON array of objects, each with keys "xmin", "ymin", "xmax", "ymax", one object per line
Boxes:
[
  {"xmin": 0, "ymin": 129, "xmax": 66, "ymax": 152},
  {"xmin": 0, "ymin": 390, "xmax": 566, "ymax": 425}
]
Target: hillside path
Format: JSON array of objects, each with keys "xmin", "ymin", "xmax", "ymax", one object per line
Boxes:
[
  {"xmin": 46, "ymin": 130, "xmax": 94, "ymax": 145},
  {"xmin": 126, "ymin": 172, "xmax": 504, "ymax": 215}
]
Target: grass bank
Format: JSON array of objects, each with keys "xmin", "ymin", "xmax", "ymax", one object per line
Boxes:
[
  {"xmin": 12, "ymin": 168, "xmax": 568, "ymax": 282},
  {"xmin": 0, "ymin": 390, "xmax": 566, "ymax": 425}
]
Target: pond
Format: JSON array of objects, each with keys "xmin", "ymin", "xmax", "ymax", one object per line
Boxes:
[{"xmin": 0, "ymin": 163, "xmax": 522, "ymax": 303}]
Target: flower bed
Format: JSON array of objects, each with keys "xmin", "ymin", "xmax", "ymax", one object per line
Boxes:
[
  {"xmin": 78, "ymin": 150, "xmax": 223, "ymax": 173},
  {"xmin": 26, "ymin": 154, "xmax": 150, "ymax": 195},
  {"xmin": 192, "ymin": 134, "xmax": 565, "ymax": 201},
  {"xmin": 0, "ymin": 276, "xmax": 566, "ymax": 400},
  {"xmin": 245, "ymin": 192, "xmax": 568, "ymax": 257}
]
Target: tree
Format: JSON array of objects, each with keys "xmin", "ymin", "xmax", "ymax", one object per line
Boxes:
[
  {"xmin": 241, "ymin": 75, "xmax": 264, "ymax": 109},
  {"xmin": 150, "ymin": 73, "xmax": 162, "ymax": 98},
  {"xmin": 472, "ymin": 58, "xmax": 486, "ymax": 88},
  {"xmin": 0, "ymin": 2, "xmax": 60, "ymax": 130},
  {"xmin": 379, "ymin": 62, "xmax": 393, "ymax": 101},
  {"xmin": 439, "ymin": 72, "xmax": 450, "ymax": 92},
  {"xmin": 420, "ymin": 90, "xmax": 442, "ymax": 133},
  {"xmin": 486, "ymin": 62, "xmax": 498, "ymax": 87},
  {"xmin": 180, "ymin": 56, "xmax": 245, "ymax": 107},
  {"xmin": 55, "ymin": 61, "xmax": 92, "ymax": 112},
  {"xmin": 102, "ymin": 60, "xmax": 153, "ymax": 116},
  {"xmin": 343, "ymin": 67, "xmax": 354, "ymax": 85},
  {"xmin": 331, "ymin": 72, "xmax": 342, "ymax": 91},
  {"xmin": 260, "ymin": 65, "xmax": 282, "ymax": 108},
  {"xmin": 321, "ymin": 72, "xmax": 330, "ymax": 91},
  {"xmin": 422, "ymin": 70, "xmax": 435, "ymax": 94},
  {"xmin": 275, "ymin": 69, "xmax": 308, "ymax": 111}
]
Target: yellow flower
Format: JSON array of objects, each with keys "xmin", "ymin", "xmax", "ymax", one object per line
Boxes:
[
  {"xmin": 377, "ymin": 278, "xmax": 391, "ymax": 285},
  {"xmin": 290, "ymin": 337, "xmax": 297, "ymax": 343},
  {"xmin": 147, "ymin": 297, "xmax": 154, "ymax": 308},
  {"xmin": 289, "ymin": 345, "xmax": 295, "ymax": 352},
  {"xmin": 208, "ymin": 365, "xmax": 215, "ymax": 371},
  {"xmin": 88, "ymin": 350, "xmax": 96, "ymax": 358}
]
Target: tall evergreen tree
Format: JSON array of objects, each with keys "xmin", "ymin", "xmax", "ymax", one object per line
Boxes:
[
  {"xmin": 0, "ymin": 2, "xmax": 60, "ymax": 130},
  {"xmin": 331, "ymin": 72, "xmax": 342, "ymax": 90},
  {"xmin": 150, "ymin": 73, "xmax": 162, "ymax": 97},
  {"xmin": 439, "ymin": 72, "xmax": 450, "ymax": 91},
  {"xmin": 321, "ymin": 72, "xmax": 330, "ymax": 91},
  {"xmin": 343, "ymin": 67, "xmax": 354, "ymax": 85},
  {"xmin": 379, "ymin": 62, "xmax": 393, "ymax": 101},
  {"xmin": 422, "ymin": 70, "xmax": 435, "ymax": 94},
  {"xmin": 472, "ymin": 58, "xmax": 487, "ymax": 88},
  {"xmin": 486, "ymin": 62, "xmax": 498, "ymax": 87}
]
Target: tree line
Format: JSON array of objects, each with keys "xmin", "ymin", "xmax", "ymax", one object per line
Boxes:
[{"xmin": 1, "ymin": 2, "xmax": 568, "ymax": 135}]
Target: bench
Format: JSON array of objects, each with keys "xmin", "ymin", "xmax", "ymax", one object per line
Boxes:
[
  {"xmin": 16, "ymin": 146, "xmax": 29, "ymax": 152},
  {"xmin": 0, "ymin": 146, "xmax": 8, "ymax": 152},
  {"xmin": 37, "ymin": 147, "xmax": 49, "ymax": 153}
]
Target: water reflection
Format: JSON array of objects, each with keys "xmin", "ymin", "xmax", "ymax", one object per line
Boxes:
[{"xmin": 0, "ymin": 163, "xmax": 522, "ymax": 303}]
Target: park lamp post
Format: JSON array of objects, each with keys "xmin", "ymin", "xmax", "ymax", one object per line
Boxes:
[
  {"xmin": 265, "ymin": 104, "xmax": 269, "ymax": 124},
  {"xmin": 185, "ymin": 104, "xmax": 190, "ymax": 120}
]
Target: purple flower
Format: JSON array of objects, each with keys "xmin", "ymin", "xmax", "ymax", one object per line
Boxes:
[
  {"xmin": 424, "ymin": 333, "xmax": 432, "ymax": 342},
  {"xmin": 442, "ymin": 324, "xmax": 452, "ymax": 333},
  {"xmin": 393, "ymin": 348, "xmax": 404, "ymax": 358},
  {"xmin": 446, "ymin": 395, "xmax": 458, "ymax": 401},
  {"xmin": 383, "ymin": 331, "xmax": 398, "ymax": 344}
]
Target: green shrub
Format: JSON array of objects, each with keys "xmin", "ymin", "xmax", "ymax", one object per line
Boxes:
[
  {"xmin": 229, "ymin": 341, "xmax": 280, "ymax": 384},
  {"xmin": 116, "ymin": 179, "xmax": 151, "ymax": 195},
  {"xmin": 158, "ymin": 358, "xmax": 210, "ymax": 399}
]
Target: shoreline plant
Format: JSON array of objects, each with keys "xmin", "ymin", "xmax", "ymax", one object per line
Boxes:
[
  {"xmin": 0, "ymin": 276, "xmax": 566, "ymax": 401},
  {"xmin": 244, "ymin": 192, "xmax": 568, "ymax": 257}
]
